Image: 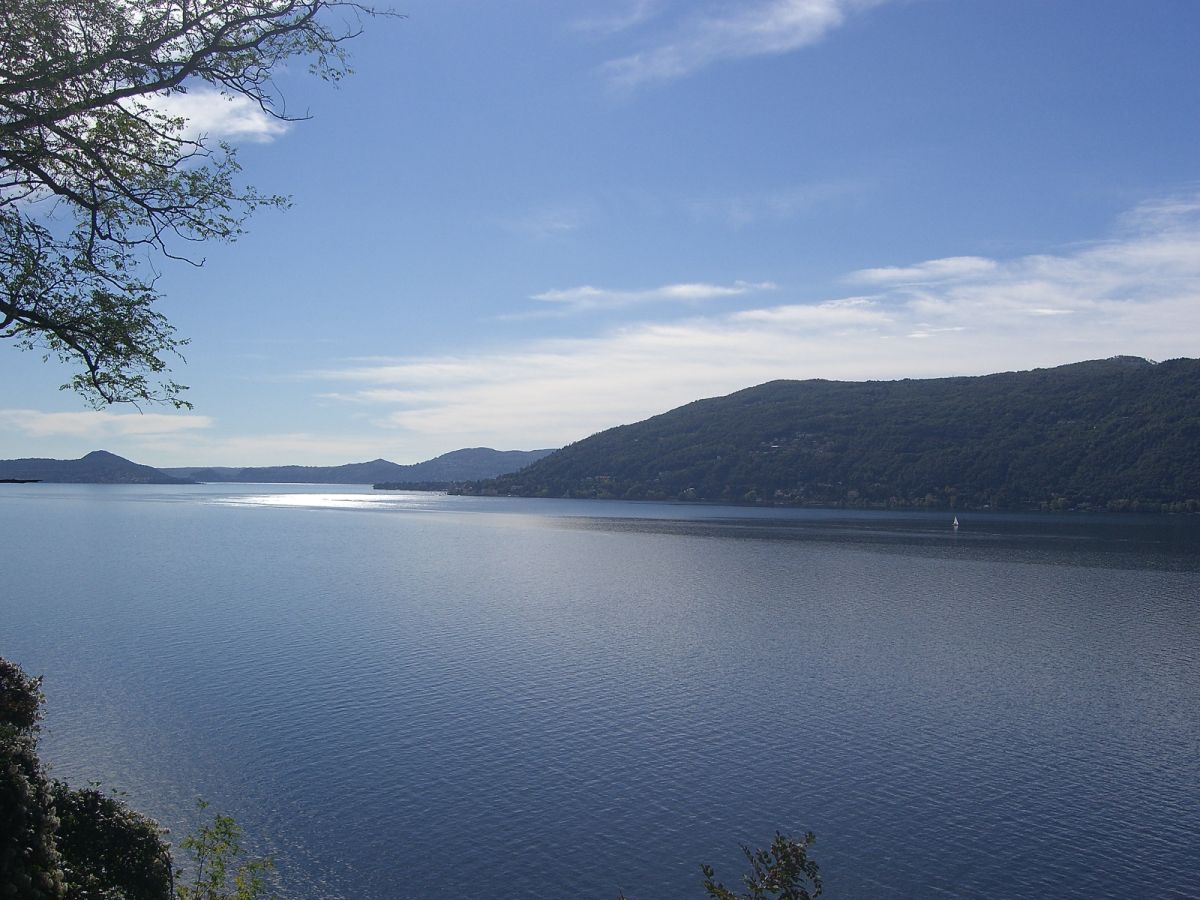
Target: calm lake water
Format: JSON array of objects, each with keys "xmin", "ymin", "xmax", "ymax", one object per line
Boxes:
[{"xmin": 2, "ymin": 484, "xmax": 1198, "ymax": 899}]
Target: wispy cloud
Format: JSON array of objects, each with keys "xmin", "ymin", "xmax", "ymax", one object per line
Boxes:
[
  {"xmin": 500, "ymin": 205, "xmax": 588, "ymax": 239},
  {"xmin": 603, "ymin": 0, "xmax": 891, "ymax": 88},
  {"xmin": 146, "ymin": 89, "xmax": 290, "ymax": 143},
  {"xmin": 0, "ymin": 409, "xmax": 213, "ymax": 440},
  {"xmin": 1116, "ymin": 192, "xmax": 1200, "ymax": 233},
  {"xmin": 732, "ymin": 296, "xmax": 885, "ymax": 325},
  {"xmin": 311, "ymin": 194, "xmax": 1200, "ymax": 451},
  {"xmin": 687, "ymin": 179, "xmax": 867, "ymax": 227},
  {"xmin": 849, "ymin": 256, "xmax": 999, "ymax": 285},
  {"xmin": 159, "ymin": 431, "xmax": 409, "ymax": 466},
  {"xmin": 531, "ymin": 280, "xmax": 776, "ymax": 311},
  {"xmin": 573, "ymin": 0, "xmax": 662, "ymax": 35}
]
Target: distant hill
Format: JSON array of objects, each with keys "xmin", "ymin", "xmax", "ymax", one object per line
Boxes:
[
  {"xmin": 163, "ymin": 447, "xmax": 555, "ymax": 484},
  {"xmin": 0, "ymin": 450, "xmax": 194, "ymax": 485},
  {"xmin": 459, "ymin": 357, "xmax": 1200, "ymax": 512}
]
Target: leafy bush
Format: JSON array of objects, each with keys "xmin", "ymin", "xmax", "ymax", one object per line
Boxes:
[
  {"xmin": 701, "ymin": 832, "xmax": 822, "ymax": 900},
  {"xmin": 1, "ymin": 657, "xmax": 270, "ymax": 900}
]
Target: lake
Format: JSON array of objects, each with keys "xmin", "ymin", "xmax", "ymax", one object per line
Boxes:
[{"xmin": 2, "ymin": 483, "xmax": 1198, "ymax": 898}]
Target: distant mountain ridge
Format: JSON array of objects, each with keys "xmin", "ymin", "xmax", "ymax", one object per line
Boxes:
[
  {"xmin": 0, "ymin": 447, "xmax": 555, "ymax": 485},
  {"xmin": 0, "ymin": 450, "xmax": 194, "ymax": 484},
  {"xmin": 461, "ymin": 357, "xmax": 1200, "ymax": 512},
  {"xmin": 163, "ymin": 447, "xmax": 555, "ymax": 484}
]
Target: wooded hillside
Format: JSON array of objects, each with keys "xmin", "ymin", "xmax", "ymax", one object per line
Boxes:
[{"xmin": 461, "ymin": 357, "xmax": 1199, "ymax": 511}]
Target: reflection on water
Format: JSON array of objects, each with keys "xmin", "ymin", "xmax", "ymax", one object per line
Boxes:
[
  {"xmin": 2, "ymin": 485, "xmax": 1198, "ymax": 899},
  {"xmin": 213, "ymin": 491, "xmax": 444, "ymax": 512},
  {"xmin": 212, "ymin": 485, "xmax": 1200, "ymax": 572}
]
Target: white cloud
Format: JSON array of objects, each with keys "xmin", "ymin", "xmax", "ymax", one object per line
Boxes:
[
  {"xmin": 310, "ymin": 194, "xmax": 1200, "ymax": 452},
  {"xmin": 531, "ymin": 280, "xmax": 776, "ymax": 311},
  {"xmin": 1116, "ymin": 193, "xmax": 1200, "ymax": 233},
  {"xmin": 0, "ymin": 409, "xmax": 213, "ymax": 440},
  {"xmin": 163, "ymin": 431, "xmax": 409, "ymax": 466},
  {"xmin": 604, "ymin": 0, "xmax": 891, "ymax": 87},
  {"xmin": 732, "ymin": 296, "xmax": 883, "ymax": 325},
  {"xmin": 147, "ymin": 90, "xmax": 290, "ymax": 143},
  {"xmin": 574, "ymin": 0, "xmax": 662, "ymax": 34},
  {"xmin": 849, "ymin": 256, "xmax": 999, "ymax": 285}
]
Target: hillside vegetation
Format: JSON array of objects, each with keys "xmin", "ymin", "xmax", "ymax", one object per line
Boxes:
[
  {"xmin": 0, "ymin": 450, "xmax": 193, "ymax": 484},
  {"xmin": 461, "ymin": 357, "xmax": 1200, "ymax": 512}
]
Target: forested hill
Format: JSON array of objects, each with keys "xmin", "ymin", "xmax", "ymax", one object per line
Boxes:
[
  {"xmin": 0, "ymin": 450, "xmax": 193, "ymax": 484},
  {"xmin": 463, "ymin": 357, "xmax": 1200, "ymax": 512}
]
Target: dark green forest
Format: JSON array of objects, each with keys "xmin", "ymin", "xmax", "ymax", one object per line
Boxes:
[{"xmin": 457, "ymin": 357, "xmax": 1200, "ymax": 512}]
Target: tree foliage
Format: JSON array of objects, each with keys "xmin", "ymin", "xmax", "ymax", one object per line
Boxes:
[
  {"xmin": 52, "ymin": 782, "xmax": 173, "ymax": 900},
  {"xmin": 0, "ymin": 0, "xmax": 385, "ymax": 405},
  {"xmin": 0, "ymin": 658, "xmax": 64, "ymax": 899},
  {"xmin": 1, "ymin": 656, "xmax": 270, "ymax": 900},
  {"xmin": 175, "ymin": 801, "xmax": 272, "ymax": 900},
  {"xmin": 701, "ymin": 832, "xmax": 822, "ymax": 900}
]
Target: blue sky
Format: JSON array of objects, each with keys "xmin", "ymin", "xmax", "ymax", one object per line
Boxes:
[{"xmin": 3, "ymin": 0, "xmax": 1199, "ymax": 465}]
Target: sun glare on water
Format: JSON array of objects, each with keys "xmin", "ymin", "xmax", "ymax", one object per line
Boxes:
[{"xmin": 212, "ymin": 491, "xmax": 445, "ymax": 512}]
